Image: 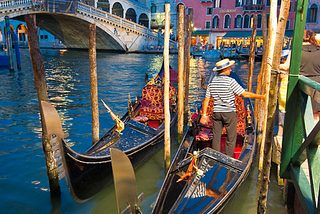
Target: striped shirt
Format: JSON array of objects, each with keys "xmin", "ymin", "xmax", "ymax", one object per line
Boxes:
[{"xmin": 205, "ymin": 74, "xmax": 245, "ymax": 112}]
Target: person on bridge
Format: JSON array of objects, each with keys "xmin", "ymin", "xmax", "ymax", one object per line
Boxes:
[{"xmin": 200, "ymin": 58, "xmax": 265, "ymax": 157}]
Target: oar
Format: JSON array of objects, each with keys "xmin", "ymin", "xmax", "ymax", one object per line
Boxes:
[{"xmin": 110, "ymin": 148, "xmax": 143, "ymax": 214}]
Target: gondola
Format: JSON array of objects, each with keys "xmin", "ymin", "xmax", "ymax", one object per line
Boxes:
[
  {"xmin": 152, "ymin": 72, "xmax": 256, "ymax": 214},
  {"xmin": 236, "ymin": 49, "xmax": 263, "ymax": 60},
  {"xmin": 41, "ymin": 66, "xmax": 178, "ymax": 202}
]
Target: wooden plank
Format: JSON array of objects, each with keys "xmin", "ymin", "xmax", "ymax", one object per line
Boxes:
[{"xmin": 290, "ymin": 165, "xmax": 315, "ymax": 213}]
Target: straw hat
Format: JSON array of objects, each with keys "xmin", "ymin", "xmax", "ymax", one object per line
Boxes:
[{"xmin": 212, "ymin": 58, "xmax": 235, "ymax": 72}]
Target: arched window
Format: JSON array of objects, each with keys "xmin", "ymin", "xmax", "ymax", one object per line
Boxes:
[
  {"xmin": 17, "ymin": 24, "xmax": 27, "ymax": 42},
  {"xmin": 112, "ymin": 2, "xmax": 124, "ymax": 18},
  {"xmin": 97, "ymin": 0, "xmax": 110, "ymax": 12},
  {"xmin": 244, "ymin": 14, "xmax": 250, "ymax": 28},
  {"xmin": 234, "ymin": 14, "xmax": 242, "ymax": 28},
  {"xmin": 257, "ymin": 14, "xmax": 262, "ymax": 28},
  {"xmin": 224, "ymin": 14, "xmax": 231, "ymax": 28},
  {"xmin": 212, "ymin": 16, "xmax": 219, "ymax": 28},
  {"xmin": 307, "ymin": 3, "xmax": 318, "ymax": 23},
  {"xmin": 125, "ymin": 8, "xmax": 137, "ymax": 23},
  {"xmin": 138, "ymin": 13, "xmax": 149, "ymax": 27}
]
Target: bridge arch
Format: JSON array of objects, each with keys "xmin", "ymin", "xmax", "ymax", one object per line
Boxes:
[
  {"xmin": 112, "ymin": 2, "xmax": 124, "ymax": 18},
  {"xmin": 97, "ymin": 0, "xmax": 110, "ymax": 13},
  {"xmin": 17, "ymin": 24, "xmax": 27, "ymax": 42},
  {"xmin": 125, "ymin": 8, "xmax": 136, "ymax": 23},
  {"xmin": 138, "ymin": 13, "xmax": 149, "ymax": 28}
]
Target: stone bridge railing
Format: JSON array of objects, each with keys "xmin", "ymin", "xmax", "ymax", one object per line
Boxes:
[
  {"xmin": 76, "ymin": 2, "xmax": 159, "ymax": 41},
  {"xmin": 0, "ymin": 0, "xmax": 160, "ymax": 41},
  {"xmin": 0, "ymin": 0, "xmax": 30, "ymax": 8}
]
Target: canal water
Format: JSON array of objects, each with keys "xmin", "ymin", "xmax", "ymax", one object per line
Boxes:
[{"xmin": 0, "ymin": 49, "xmax": 288, "ymax": 213}]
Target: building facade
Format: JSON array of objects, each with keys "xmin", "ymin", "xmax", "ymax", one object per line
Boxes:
[
  {"xmin": 176, "ymin": 0, "xmax": 297, "ymax": 49},
  {"xmin": 305, "ymin": 0, "xmax": 319, "ymax": 34}
]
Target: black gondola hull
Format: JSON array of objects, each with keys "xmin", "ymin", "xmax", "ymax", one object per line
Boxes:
[
  {"xmin": 152, "ymin": 73, "xmax": 256, "ymax": 214},
  {"xmin": 59, "ymin": 109, "xmax": 178, "ymax": 202}
]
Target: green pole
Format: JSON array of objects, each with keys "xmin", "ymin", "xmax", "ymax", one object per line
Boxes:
[
  {"xmin": 280, "ymin": 0, "xmax": 308, "ymax": 178},
  {"xmin": 4, "ymin": 16, "xmax": 14, "ymax": 72}
]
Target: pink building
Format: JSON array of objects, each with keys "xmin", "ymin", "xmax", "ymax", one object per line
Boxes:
[
  {"xmin": 305, "ymin": 0, "xmax": 319, "ymax": 34},
  {"xmin": 176, "ymin": 0, "xmax": 297, "ymax": 49}
]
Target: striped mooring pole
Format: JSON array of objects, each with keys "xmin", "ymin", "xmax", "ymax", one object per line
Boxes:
[
  {"xmin": 4, "ymin": 16, "xmax": 15, "ymax": 72},
  {"xmin": 13, "ymin": 34, "xmax": 21, "ymax": 70}
]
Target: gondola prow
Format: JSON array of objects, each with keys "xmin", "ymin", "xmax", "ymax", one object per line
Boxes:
[{"xmin": 101, "ymin": 99, "xmax": 125, "ymax": 135}]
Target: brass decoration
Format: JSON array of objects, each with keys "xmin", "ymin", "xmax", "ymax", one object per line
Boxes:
[{"xmin": 101, "ymin": 99, "xmax": 125, "ymax": 135}]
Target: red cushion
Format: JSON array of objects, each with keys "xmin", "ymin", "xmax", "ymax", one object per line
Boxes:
[
  {"xmin": 133, "ymin": 115, "xmax": 149, "ymax": 122},
  {"xmin": 195, "ymin": 129, "xmax": 213, "ymax": 141},
  {"xmin": 139, "ymin": 106, "xmax": 164, "ymax": 120}
]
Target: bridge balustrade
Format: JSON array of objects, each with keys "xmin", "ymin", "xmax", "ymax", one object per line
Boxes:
[
  {"xmin": 0, "ymin": 0, "xmax": 30, "ymax": 8},
  {"xmin": 0, "ymin": 0, "xmax": 168, "ymax": 51},
  {"xmin": 0, "ymin": 0, "xmax": 158, "ymax": 38},
  {"xmin": 76, "ymin": 2, "xmax": 158, "ymax": 38}
]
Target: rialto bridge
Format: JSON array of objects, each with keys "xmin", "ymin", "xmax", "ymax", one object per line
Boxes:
[{"xmin": 0, "ymin": 0, "xmax": 175, "ymax": 52}]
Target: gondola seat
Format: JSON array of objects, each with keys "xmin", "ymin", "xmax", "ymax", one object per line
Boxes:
[
  {"xmin": 196, "ymin": 95, "xmax": 246, "ymax": 141},
  {"xmin": 138, "ymin": 84, "xmax": 177, "ymax": 121}
]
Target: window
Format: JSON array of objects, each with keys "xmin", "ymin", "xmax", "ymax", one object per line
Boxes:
[
  {"xmin": 206, "ymin": 7, "xmax": 212, "ymax": 15},
  {"xmin": 151, "ymin": 4, "xmax": 156, "ymax": 13},
  {"xmin": 205, "ymin": 21, "xmax": 211, "ymax": 29},
  {"xmin": 286, "ymin": 20, "xmax": 290, "ymax": 29},
  {"xmin": 307, "ymin": 4, "xmax": 318, "ymax": 23},
  {"xmin": 224, "ymin": 14, "xmax": 231, "ymax": 28},
  {"xmin": 289, "ymin": 1, "xmax": 292, "ymax": 12},
  {"xmin": 187, "ymin": 8, "xmax": 193, "ymax": 15},
  {"xmin": 234, "ymin": 15, "xmax": 242, "ymax": 28},
  {"xmin": 257, "ymin": 14, "xmax": 262, "ymax": 28},
  {"xmin": 235, "ymin": 0, "xmax": 242, "ymax": 7},
  {"xmin": 266, "ymin": 13, "xmax": 269, "ymax": 28},
  {"xmin": 213, "ymin": 0, "xmax": 221, "ymax": 8},
  {"xmin": 277, "ymin": 0, "xmax": 281, "ymax": 6},
  {"xmin": 266, "ymin": 0, "xmax": 270, "ymax": 6},
  {"xmin": 244, "ymin": 14, "xmax": 250, "ymax": 28},
  {"xmin": 212, "ymin": 15, "xmax": 219, "ymax": 28}
]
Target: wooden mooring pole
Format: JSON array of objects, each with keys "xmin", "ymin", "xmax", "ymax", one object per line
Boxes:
[
  {"xmin": 184, "ymin": 9, "xmax": 193, "ymax": 110},
  {"xmin": 257, "ymin": 0, "xmax": 291, "ymax": 213},
  {"xmin": 89, "ymin": 23, "xmax": 99, "ymax": 144},
  {"xmin": 177, "ymin": 3, "xmax": 185, "ymax": 135},
  {"xmin": 255, "ymin": 9, "xmax": 268, "ymax": 123},
  {"xmin": 25, "ymin": 14, "xmax": 61, "ymax": 197},
  {"xmin": 163, "ymin": 3, "xmax": 171, "ymax": 172},
  {"xmin": 248, "ymin": 14, "xmax": 257, "ymax": 92}
]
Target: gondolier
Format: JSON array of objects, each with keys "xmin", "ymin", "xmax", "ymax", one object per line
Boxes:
[{"xmin": 200, "ymin": 58, "xmax": 265, "ymax": 157}]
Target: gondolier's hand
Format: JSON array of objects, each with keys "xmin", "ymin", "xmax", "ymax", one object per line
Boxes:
[{"xmin": 200, "ymin": 114, "xmax": 209, "ymax": 126}]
